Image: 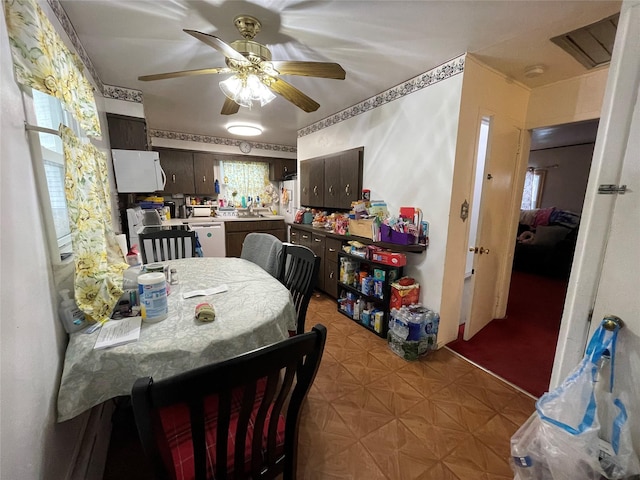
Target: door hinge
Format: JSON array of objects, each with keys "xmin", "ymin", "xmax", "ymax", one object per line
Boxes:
[{"xmin": 598, "ymin": 184, "xmax": 627, "ymax": 195}]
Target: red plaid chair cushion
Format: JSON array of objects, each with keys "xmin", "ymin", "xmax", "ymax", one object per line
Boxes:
[{"xmin": 157, "ymin": 379, "xmax": 285, "ymax": 480}]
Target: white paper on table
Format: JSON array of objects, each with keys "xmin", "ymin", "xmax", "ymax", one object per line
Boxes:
[
  {"xmin": 182, "ymin": 284, "xmax": 228, "ymax": 299},
  {"xmin": 94, "ymin": 316, "xmax": 142, "ymax": 349}
]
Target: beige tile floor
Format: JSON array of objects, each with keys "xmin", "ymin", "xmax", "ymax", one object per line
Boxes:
[{"xmin": 296, "ymin": 293, "xmax": 537, "ymax": 480}]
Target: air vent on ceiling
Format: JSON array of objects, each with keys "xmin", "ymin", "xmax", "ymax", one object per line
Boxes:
[{"xmin": 551, "ymin": 13, "xmax": 619, "ymax": 69}]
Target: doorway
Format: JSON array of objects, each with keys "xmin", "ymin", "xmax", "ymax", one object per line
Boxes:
[{"xmin": 450, "ymin": 119, "xmax": 598, "ymax": 397}]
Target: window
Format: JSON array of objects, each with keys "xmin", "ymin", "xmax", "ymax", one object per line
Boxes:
[
  {"xmin": 521, "ymin": 167, "xmax": 547, "ymax": 210},
  {"xmin": 25, "ymin": 88, "xmax": 86, "ymax": 261},
  {"xmin": 220, "ymin": 160, "xmax": 270, "ymax": 205}
]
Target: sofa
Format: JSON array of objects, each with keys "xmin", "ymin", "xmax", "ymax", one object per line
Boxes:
[{"xmin": 512, "ymin": 207, "xmax": 580, "ymax": 279}]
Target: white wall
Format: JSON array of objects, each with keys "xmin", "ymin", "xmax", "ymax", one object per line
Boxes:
[
  {"xmin": 298, "ymin": 70, "xmax": 465, "ymax": 315},
  {"xmin": 526, "ymin": 68, "xmax": 609, "ymax": 130},
  {"xmin": 529, "ymin": 143, "xmax": 594, "ymax": 213},
  {"xmin": 0, "ymin": 9, "xmax": 90, "ymax": 480}
]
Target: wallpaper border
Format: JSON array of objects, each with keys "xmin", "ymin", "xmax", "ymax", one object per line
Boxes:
[
  {"xmin": 298, "ymin": 55, "xmax": 466, "ymax": 138},
  {"xmin": 149, "ymin": 129, "xmax": 297, "ymax": 154}
]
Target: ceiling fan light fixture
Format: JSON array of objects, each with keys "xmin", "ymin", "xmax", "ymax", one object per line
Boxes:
[
  {"xmin": 219, "ymin": 73, "xmax": 276, "ymax": 109},
  {"xmin": 226, "ymin": 123, "xmax": 263, "ymax": 136}
]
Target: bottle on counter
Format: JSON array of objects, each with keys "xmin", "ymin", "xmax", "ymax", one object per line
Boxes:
[{"xmin": 58, "ymin": 289, "xmax": 89, "ymax": 333}]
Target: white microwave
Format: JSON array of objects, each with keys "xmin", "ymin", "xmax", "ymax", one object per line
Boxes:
[{"xmin": 112, "ymin": 150, "xmax": 166, "ymax": 193}]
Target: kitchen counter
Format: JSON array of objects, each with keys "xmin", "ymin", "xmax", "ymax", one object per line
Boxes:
[
  {"xmin": 163, "ymin": 215, "xmax": 285, "ymax": 226},
  {"xmin": 161, "ymin": 215, "xmax": 287, "ymax": 258}
]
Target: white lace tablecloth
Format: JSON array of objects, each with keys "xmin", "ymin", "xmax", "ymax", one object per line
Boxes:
[{"xmin": 57, "ymin": 257, "xmax": 296, "ymax": 422}]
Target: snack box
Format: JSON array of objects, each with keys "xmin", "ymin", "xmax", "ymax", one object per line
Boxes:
[{"xmin": 371, "ymin": 250, "xmax": 407, "ymax": 267}]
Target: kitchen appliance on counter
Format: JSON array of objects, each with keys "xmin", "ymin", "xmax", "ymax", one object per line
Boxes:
[
  {"xmin": 143, "ymin": 209, "xmax": 162, "ymax": 226},
  {"xmin": 163, "ymin": 201, "xmax": 175, "ymax": 219},
  {"xmin": 190, "ymin": 222, "xmax": 226, "ymax": 257},
  {"xmin": 112, "ymin": 150, "xmax": 166, "ymax": 193},
  {"xmin": 126, "ymin": 206, "xmax": 144, "ymax": 250},
  {"xmin": 192, "ymin": 205, "xmax": 213, "ymax": 217}
]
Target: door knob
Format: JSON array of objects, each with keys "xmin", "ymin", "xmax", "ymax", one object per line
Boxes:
[{"xmin": 469, "ymin": 247, "xmax": 478, "ymax": 253}]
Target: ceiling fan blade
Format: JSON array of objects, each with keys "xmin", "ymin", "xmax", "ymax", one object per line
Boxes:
[
  {"xmin": 221, "ymin": 97, "xmax": 240, "ymax": 115},
  {"xmin": 183, "ymin": 29, "xmax": 250, "ymax": 65},
  {"xmin": 138, "ymin": 67, "xmax": 231, "ymax": 82},
  {"xmin": 268, "ymin": 78, "xmax": 320, "ymax": 113},
  {"xmin": 271, "ymin": 61, "xmax": 346, "ymax": 80}
]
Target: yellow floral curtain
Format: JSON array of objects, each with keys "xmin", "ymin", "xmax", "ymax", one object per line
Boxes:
[
  {"xmin": 3, "ymin": 0, "xmax": 101, "ymax": 138},
  {"xmin": 222, "ymin": 161, "xmax": 270, "ymax": 202},
  {"xmin": 61, "ymin": 126, "xmax": 128, "ymax": 322}
]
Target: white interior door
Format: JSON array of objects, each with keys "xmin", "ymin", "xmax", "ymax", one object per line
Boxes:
[
  {"xmin": 464, "ymin": 115, "xmax": 522, "ymax": 340},
  {"xmin": 588, "ymin": 91, "xmax": 640, "ymax": 339}
]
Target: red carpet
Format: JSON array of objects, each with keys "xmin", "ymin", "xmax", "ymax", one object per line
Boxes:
[{"xmin": 447, "ymin": 271, "xmax": 568, "ymax": 398}]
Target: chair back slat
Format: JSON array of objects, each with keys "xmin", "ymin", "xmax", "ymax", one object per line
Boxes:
[
  {"xmin": 278, "ymin": 244, "xmax": 320, "ymax": 334},
  {"xmin": 266, "ymin": 365, "xmax": 295, "ymax": 464},
  {"xmin": 132, "ymin": 325, "xmax": 327, "ymax": 480},
  {"xmin": 250, "ymin": 372, "xmax": 279, "ymax": 476},
  {"xmin": 139, "ymin": 229, "xmax": 197, "ymax": 264},
  {"xmin": 233, "ymin": 382, "xmax": 256, "ymax": 480}
]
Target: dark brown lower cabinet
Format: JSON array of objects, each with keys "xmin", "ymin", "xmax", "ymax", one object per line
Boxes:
[
  {"xmin": 289, "ymin": 226, "xmax": 343, "ymax": 298},
  {"xmin": 225, "ymin": 220, "xmax": 286, "ymax": 258}
]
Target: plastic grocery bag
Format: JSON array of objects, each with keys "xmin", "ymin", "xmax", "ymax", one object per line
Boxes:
[
  {"xmin": 530, "ymin": 319, "xmax": 640, "ymax": 479},
  {"xmin": 510, "ymin": 319, "xmax": 640, "ymax": 479}
]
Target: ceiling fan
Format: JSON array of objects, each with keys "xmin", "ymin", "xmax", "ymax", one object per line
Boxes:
[{"xmin": 138, "ymin": 15, "xmax": 346, "ymax": 115}]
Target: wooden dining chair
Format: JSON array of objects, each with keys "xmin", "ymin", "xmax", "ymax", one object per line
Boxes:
[
  {"xmin": 278, "ymin": 243, "xmax": 320, "ymax": 335},
  {"xmin": 131, "ymin": 324, "xmax": 327, "ymax": 480},
  {"xmin": 240, "ymin": 232, "xmax": 283, "ymax": 278},
  {"xmin": 138, "ymin": 229, "xmax": 197, "ymax": 263}
]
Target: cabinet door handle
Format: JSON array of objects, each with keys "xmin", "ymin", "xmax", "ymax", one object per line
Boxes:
[
  {"xmin": 283, "ymin": 166, "xmax": 288, "ymax": 173},
  {"xmin": 302, "ymin": 235, "xmax": 309, "ymax": 239},
  {"xmin": 329, "ymin": 271, "xmax": 334, "ymax": 279},
  {"xmin": 314, "ymin": 238, "xmax": 322, "ymax": 242},
  {"xmin": 328, "ymin": 248, "xmax": 336, "ymax": 252},
  {"xmin": 328, "ymin": 185, "xmax": 334, "ymax": 195},
  {"xmin": 202, "ymin": 176, "xmax": 206, "ymax": 182},
  {"xmin": 172, "ymin": 174, "xmax": 176, "ymax": 183},
  {"xmin": 302, "ymin": 187, "xmax": 308, "ymax": 194},
  {"xmin": 345, "ymin": 183, "xmax": 351, "ymax": 196},
  {"xmin": 313, "ymin": 186, "xmax": 318, "ymax": 196}
]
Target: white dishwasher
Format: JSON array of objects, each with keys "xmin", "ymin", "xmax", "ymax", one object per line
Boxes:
[{"xmin": 190, "ymin": 222, "xmax": 226, "ymax": 257}]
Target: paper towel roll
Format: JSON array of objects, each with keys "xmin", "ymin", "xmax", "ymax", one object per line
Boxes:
[{"xmin": 115, "ymin": 234, "xmax": 128, "ymax": 260}]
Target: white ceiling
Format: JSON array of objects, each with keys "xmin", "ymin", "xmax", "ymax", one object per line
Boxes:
[{"xmin": 58, "ymin": 0, "xmax": 621, "ymax": 147}]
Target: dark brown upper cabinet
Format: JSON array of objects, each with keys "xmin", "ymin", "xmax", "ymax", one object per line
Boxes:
[
  {"xmin": 107, "ymin": 114, "xmax": 148, "ymax": 151},
  {"xmin": 300, "ymin": 147, "xmax": 363, "ymax": 210},
  {"xmin": 156, "ymin": 149, "xmax": 195, "ymax": 194},
  {"xmin": 269, "ymin": 158, "xmax": 297, "ymax": 181}
]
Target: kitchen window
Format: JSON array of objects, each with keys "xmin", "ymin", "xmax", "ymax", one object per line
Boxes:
[
  {"xmin": 220, "ymin": 160, "xmax": 270, "ymax": 203},
  {"xmin": 24, "ymin": 88, "xmax": 86, "ymax": 262}
]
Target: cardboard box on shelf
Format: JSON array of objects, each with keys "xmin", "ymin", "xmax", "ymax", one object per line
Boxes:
[
  {"xmin": 348, "ymin": 218, "xmax": 378, "ymax": 241},
  {"xmin": 371, "ymin": 250, "xmax": 407, "ymax": 267}
]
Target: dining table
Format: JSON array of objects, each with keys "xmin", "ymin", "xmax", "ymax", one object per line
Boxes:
[{"xmin": 57, "ymin": 257, "xmax": 296, "ymax": 422}]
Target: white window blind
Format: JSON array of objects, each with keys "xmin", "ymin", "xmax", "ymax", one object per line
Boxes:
[{"xmin": 28, "ymin": 89, "xmax": 86, "ymax": 260}]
